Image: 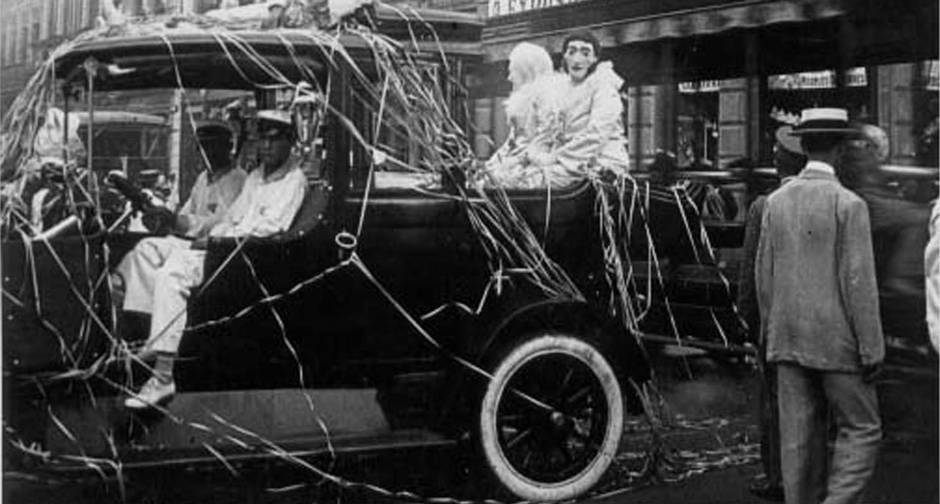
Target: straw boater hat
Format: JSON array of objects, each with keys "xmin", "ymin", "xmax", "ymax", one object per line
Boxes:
[
  {"xmin": 789, "ymin": 108, "xmax": 860, "ymax": 137},
  {"xmin": 774, "ymin": 125, "xmax": 804, "ymax": 155}
]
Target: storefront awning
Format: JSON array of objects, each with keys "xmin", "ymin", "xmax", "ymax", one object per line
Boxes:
[{"xmin": 483, "ymin": 0, "xmax": 845, "ymax": 61}]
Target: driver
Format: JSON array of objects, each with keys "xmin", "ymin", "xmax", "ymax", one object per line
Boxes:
[
  {"xmin": 124, "ymin": 110, "xmax": 308, "ymax": 410},
  {"xmin": 115, "ymin": 122, "xmax": 247, "ymax": 319}
]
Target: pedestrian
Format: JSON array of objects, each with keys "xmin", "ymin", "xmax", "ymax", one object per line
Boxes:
[
  {"xmin": 841, "ymin": 145, "xmax": 929, "ymax": 299},
  {"xmin": 756, "ymin": 108, "xmax": 884, "ymax": 504},
  {"xmin": 738, "ymin": 125, "xmax": 806, "ymax": 502}
]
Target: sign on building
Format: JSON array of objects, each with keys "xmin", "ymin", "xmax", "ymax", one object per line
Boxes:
[{"xmin": 488, "ymin": 0, "xmax": 589, "ymax": 17}]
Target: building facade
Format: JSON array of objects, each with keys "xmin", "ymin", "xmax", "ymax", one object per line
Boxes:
[
  {"xmin": 0, "ymin": 0, "xmax": 102, "ymax": 113},
  {"xmin": 474, "ymin": 0, "xmax": 939, "ymax": 169}
]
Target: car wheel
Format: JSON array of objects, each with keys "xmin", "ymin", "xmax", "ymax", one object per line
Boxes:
[{"xmin": 478, "ymin": 334, "xmax": 624, "ymax": 502}]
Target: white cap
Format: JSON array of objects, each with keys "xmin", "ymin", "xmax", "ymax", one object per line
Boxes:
[
  {"xmin": 799, "ymin": 108, "xmax": 848, "ymax": 124},
  {"xmin": 256, "ymin": 109, "xmax": 292, "ymax": 126},
  {"xmin": 267, "ymin": 0, "xmax": 286, "ymax": 8}
]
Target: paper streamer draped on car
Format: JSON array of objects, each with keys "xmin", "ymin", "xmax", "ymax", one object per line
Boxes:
[{"xmin": 0, "ymin": 5, "xmax": 752, "ymax": 503}]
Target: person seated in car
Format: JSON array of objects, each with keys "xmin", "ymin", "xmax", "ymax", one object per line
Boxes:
[
  {"xmin": 484, "ymin": 42, "xmax": 560, "ymax": 188},
  {"xmin": 537, "ymin": 31, "xmax": 630, "ymax": 187},
  {"xmin": 124, "ymin": 110, "xmax": 308, "ymax": 410},
  {"xmin": 115, "ymin": 122, "xmax": 247, "ymax": 320}
]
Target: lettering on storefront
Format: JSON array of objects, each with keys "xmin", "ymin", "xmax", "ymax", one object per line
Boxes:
[
  {"xmin": 768, "ymin": 68, "xmax": 867, "ymax": 90},
  {"xmin": 488, "ymin": 0, "xmax": 590, "ymax": 17}
]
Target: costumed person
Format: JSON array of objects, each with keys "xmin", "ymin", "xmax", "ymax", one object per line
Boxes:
[
  {"xmin": 124, "ymin": 110, "xmax": 308, "ymax": 409},
  {"xmin": 485, "ymin": 42, "xmax": 559, "ymax": 188},
  {"xmin": 756, "ymin": 108, "xmax": 884, "ymax": 504},
  {"xmin": 534, "ymin": 31, "xmax": 630, "ymax": 187},
  {"xmin": 114, "ymin": 122, "xmax": 247, "ymax": 325},
  {"xmin": 737, "ymin": 125, "xmax": 806, "ymax": 502}
]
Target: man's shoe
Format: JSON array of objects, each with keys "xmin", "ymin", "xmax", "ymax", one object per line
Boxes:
[
  {"xmin": 748, "ymin": 476, "xmax": 784, "ymax": 502},
  {"xmin": 124, "ymin": 377, "xmax": 175, "ymax": 410}
]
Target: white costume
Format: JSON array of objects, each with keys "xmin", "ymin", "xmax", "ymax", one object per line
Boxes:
[
  {"xmin": 144, "ymin": 158, "xmax": 306, "ymax": 355},
  {"xmin": 491, "ymin": 62, "xmax": 630, "ymax": 188},
  {"xmin": 117, "ymin": 167, "xmax": 247, "ymax": 314},
  {"xmin": 487, "ymin": 74, "xmax": 561, "ymax": 182},
  {"xmin": 540, "ymin": 61, "xmax": 630, "ymax": 186}
]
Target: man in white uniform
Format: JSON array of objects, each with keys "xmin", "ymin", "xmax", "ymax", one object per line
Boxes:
[
  {"xmin": 125, "ymin": 110, "xmax": 308, "ymax": 409},
  {"xmin": 116, "ymin": 122, "xmax": 247, "ymax": 318}
]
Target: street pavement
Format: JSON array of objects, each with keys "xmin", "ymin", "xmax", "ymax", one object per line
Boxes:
[{"xmin": 4, "ymin": 348, "xmax": 937, "ymax": 504}]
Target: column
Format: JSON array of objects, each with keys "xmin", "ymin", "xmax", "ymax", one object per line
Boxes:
[
  {"xmin": 657, "ymin": 42, "xmax": 676, "ymax": 159},
  {"xmin": 745, "ymin": 32, "xmax": 764, "ymax": 163},
  {"xmin": 878, "ymin": 63, "xmax": 919, "ymax": 166},
  {"xmin": 473, "ymin": 98, "xmax": 494, "ymax": 159},
  {"xmin": 718, "ymin": 78, "xmax": 748, "ymax": 167},
  {"xmin": 636, "ymin": 85, "xmax": 659, "ymax": 168}
]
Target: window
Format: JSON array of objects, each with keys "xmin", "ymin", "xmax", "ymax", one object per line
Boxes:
[
  {"xmin": 19, "ymin": 14, "xmax": 28, "ymax": 63},
  {"xmin": 2, "ymin": 20, "xmax": 10, "ymax": 66},
  {"xmin": 49, "ymin": 0, "xmax": 59, "ymax": 36},
  {"xmin": 31, "ymin": 7, "xmax": 40, "ymax": 62}
]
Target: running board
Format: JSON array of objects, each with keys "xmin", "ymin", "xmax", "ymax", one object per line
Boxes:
[{"xmin": 42, "ymin": 388, "xmax": 453, "ymax": 468}]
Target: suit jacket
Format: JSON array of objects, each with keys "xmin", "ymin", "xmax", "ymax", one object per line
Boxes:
[
  {"xmin": 738, "ymin": 178, "xmax": 795, "ymax": 342},
  {"xmin": 756, "ymin": 163, "xmax": 884, "ymax": 371}
]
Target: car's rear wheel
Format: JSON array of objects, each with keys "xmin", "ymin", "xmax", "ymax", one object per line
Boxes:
[{"xmin": 478, "ymin": 334, "xmax": 624, "ymax": 502}]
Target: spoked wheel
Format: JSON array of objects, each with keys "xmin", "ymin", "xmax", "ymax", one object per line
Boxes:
[{"xmin": 479, "ymin": 334, "xmax": 624, "ymax": 502}]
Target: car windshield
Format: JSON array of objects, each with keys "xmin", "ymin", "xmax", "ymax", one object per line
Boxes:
[{"xmin": 66, "ymin": 87, "xmax": 257, "ymax": 205}]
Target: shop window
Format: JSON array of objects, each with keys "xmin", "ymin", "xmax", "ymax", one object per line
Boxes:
[
  {"xmin": 913, "ymin": 60, "xmax": 939, "ymax": 167},
  {"xmin": 677, "ymin": 80, "xmax": 719, "ymax": 169}
]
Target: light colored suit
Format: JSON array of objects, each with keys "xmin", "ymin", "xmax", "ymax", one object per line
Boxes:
[
  {"xmin": 756, "ymin": 160, "xmax": 884, "ymax": 504},
  {"xmin": 756, "ymin": 162, "xmax": 884, "ymax": 371}
]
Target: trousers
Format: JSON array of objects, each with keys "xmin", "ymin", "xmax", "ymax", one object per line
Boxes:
[
  {"xmin": 116, "ymin": 236, "xmax": 192, "ymax": 314},
  {"xmin": 776, "ymin": 363, "xmax": 881, "ymax": 504},
  {"xmin": 146, "ymin": 248, "xmax": 206, "ymax": 355},
  {"xmin": 758, "ymin": 342, "xmax": 781, "ymax": 486}
]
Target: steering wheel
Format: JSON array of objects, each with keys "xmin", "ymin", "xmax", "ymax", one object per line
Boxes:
[{"xmin": 105, "ymin": 171, "xmax": 174, "ymax": 235}]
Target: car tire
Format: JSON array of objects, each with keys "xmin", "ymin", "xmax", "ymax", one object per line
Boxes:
[{"xmin": 478, "ymin": 334, "xmax": 624, "ymax": 502}]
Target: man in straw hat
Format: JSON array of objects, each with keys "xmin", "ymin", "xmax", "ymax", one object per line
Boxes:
[
  {"xmin": 756, "ymin": 108, "xmax": 884, "ymax": 504},
  {"xmin": 738, "ymin": 124, "xmax": 807, "ymax": 502},
  {"xmin": 125, "ymin": 110, "xmax": 307, "ymax": 410}
]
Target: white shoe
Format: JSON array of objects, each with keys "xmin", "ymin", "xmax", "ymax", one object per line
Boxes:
[{"xmin": 124, "ymin": 377, "xmax": 176, "ymax": 410}]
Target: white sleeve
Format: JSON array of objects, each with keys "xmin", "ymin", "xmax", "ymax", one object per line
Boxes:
[
  {"xmin": 243, "ymin": 169, "xmax": 307, "ymax": 238},
  {"xmin": 209, "ymin": 171, "xmax": 255, "ymax": 238}
]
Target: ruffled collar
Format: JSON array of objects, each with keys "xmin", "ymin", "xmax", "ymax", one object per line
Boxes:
[{"xmin": 570, "ymin": 61, "xmax": 624, "ymax": 91}]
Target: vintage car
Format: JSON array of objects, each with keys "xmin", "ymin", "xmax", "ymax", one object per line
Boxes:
[{"xmin": 2, "ymin": 7, "xmax": 933, "ymax": 504}]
